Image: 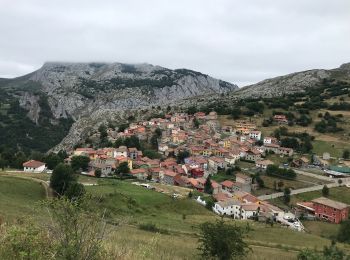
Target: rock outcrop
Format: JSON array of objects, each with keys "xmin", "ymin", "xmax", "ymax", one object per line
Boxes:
[{"xmin": 28, "ymin": 62, "xmax": 238, "ymax": 120}]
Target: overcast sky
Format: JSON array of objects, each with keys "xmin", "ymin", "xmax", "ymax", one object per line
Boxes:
[{"xmin": 1, "ymin": 0, "xmax": 349, "ymax": 86}]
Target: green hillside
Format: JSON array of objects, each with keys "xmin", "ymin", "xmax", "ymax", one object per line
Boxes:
[{"xmin": 1, "ymin": 174, "xmax": 350, "ymax": 259}]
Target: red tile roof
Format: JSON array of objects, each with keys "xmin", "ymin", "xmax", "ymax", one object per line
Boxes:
[
  {"xmin": 221, "ymin": 180, "xmax": 235, "ymax": 188},
  {"xmin": 164, "ymin": 170, "xmax": 178, "ymax": 177},
  {"xmin": 130, "ymin": 168, "xmax": 147, "ymax": 175},
  {"xmin": 23, "ymin": 160, "xmax": 45, "ymax": 168}
]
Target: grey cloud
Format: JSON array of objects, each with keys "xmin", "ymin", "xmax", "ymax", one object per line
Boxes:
[{"xmin": 0, "ymin": 0, "xmax": 349, "ymax": 86}]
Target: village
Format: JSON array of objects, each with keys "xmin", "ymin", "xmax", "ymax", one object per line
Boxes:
[{"xmin": 22, "ymin": 111, "xmax": 350, "ymax": 232}]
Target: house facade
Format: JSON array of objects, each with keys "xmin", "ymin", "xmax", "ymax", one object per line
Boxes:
[
  {"xmin": 213, "ymin": 199, "xmax": 241, "ymax": 218},
  {"xmin": 312, "ymin": 197, "xmax": 349, "ymax": 224},
  {"xmin": 23, "ymin": 160, "xmax": 46, "ymax": 173}
]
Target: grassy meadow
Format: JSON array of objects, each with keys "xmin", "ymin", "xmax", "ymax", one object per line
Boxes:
[
  {"xmin": 0, "ymin": 175, "xmax": 46, "ymax": 222},
  {"xmin": 1, "ymin": 174, "xmax": 350, "ymax": 259}
]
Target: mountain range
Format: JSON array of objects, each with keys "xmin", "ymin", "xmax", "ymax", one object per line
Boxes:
[{"xmin": 0, "ymin": 61, "xmax": 349, "ymax": 152}]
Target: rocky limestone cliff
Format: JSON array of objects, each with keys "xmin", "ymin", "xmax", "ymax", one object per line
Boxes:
[
  {"xmin": 230, "ymin": 62, "xmax": 350, "ymax": 99},
  {"xmin": 2, "ymin": 62, "xmax": 238, "ymax": 151},
  {"xmin": 27, "ymin": 62, "xmax": 238, "ymax": 120}
]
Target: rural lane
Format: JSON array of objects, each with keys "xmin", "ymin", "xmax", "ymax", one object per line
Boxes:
[{"xmin": 258, "ymin": 169, "xmax": 350, "ymax": 201}]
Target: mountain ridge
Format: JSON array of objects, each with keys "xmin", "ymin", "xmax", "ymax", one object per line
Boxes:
[
  {"xmin": 231, "ymin": 62, "xmax": 350, "ymax": 99},
  {"xmin": 0, "ymin": 62, "xmax": 238, "ymax": 152}
]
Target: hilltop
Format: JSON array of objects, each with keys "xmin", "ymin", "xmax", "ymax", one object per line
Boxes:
[
  {"xmin": 1, "ymin": 61, "xmax": 349, "ymax": 153},
  {"xmin": 0, "ymin": 62, "xmax": 237, "ymax": 152}
]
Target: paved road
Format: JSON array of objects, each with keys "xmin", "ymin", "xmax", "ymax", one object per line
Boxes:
[
  {"xmin": 294, "ymin": 169, "xmax": 336, "ymax": 182},
  {"xmin": 258, "ymin": 169, "xmax": 350, "ymax": 201}
]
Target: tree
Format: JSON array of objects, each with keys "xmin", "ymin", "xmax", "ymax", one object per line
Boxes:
[
  {"xmin": 64, "ymin": 182, "xmax": 85, "ymax": 200},
  {"xmin": 322, "ymin": 185, "xmax": 329, "ymax": 197},
  {"xmin": 124, "ymin": 135, "xmax": 140, "ymax": 149},
  {"xmin": 94, "ymin": 168, "xmax": 102, "ymax": 178},
  {"xmin": 118, "ymin": 123, "xmax": 129, "ymax": 133},
  {"xmin": 198, "ymin": 220, "xmax": 250, "ymax": 260},
  {"xmin": 98, "ymin": 124, "xmax": 108, "ymax": 147},
  {"xmin": 266, "ymin": 165, "xmax": 296, "ymax": 179},
  {"xmin": 277, "ymin": 181, "xmax": 284, "ymax": 191},
  {"xmin": 50, "ymin": 163, "xmax": 77, "ymax": 196},
  {"xmin": 176, "ymin": 150, "xmax": 190, "ymax": 164},
  {"xmin": 337, "ymin": 220, "xmax": 350, "ymax": 244},
  {"xmin": 154, "ymin": 128, "xmax": 162, "ymax": 137},
  {"xmin": 57, "ymin": 150, "xmax": 68, "ymax": 160},
  {"xmin": 225, "ymin": 167, "xmax": 236, "ymax": 176},
  {"xmin": 205, "ymin": 199, "xmax": 215, "ymax": 210},
  {"xmin": 0, "ymin": 156, "xmax": 7, "ymax": 170},
  {"xmin": 13, "ymin": 151, "xmax": 27, "ymax": 169},
  {"xmin": 231, "ymin": 108, "xmax": 241, "ymax": 119},
  {"xmin": 30, "ymin": 151, "xmax": 45, "ymax": 161},
  {"xmin": 193, "ymin": 118, "xmax": 200, "ymax": 128},
  {"xmin": 150, "ymin": 134, "xmax": 159, "ymax": 149},
  {"xmin": 298, "ymin": 241, "xmax": 348, "ymax": 260},
  {"xmin": 116, "ymin": 162, "xmax": 130, "ymax": 176},
  {"xmin": 113, "ymin": 138, "xmax": 123, "ymax": 148},
  {"xmin": 188, "ymin": 191, "xmax": 193, "ymax": 198},
  {"xmin": 204, "ymin": 175, "xmax": 213, "ymax": 194},
  {"xmin": 283, "ymin": 187, "xmax": 291, "ymax": 204},
  {"xmin": 187, "ymin": 106, "xmax": 197, "ymax": 115},
  {"xmin": 256, "ymin": 175, "xmax": 265, "ymax": 188},
  {"xmin": 143, "ymin": 150, "xmax": 162, "ymax": 159},
  {"xmin": 71, "ymin": 156, "xmax": 90, "ymax": 172},
  {"xmin": 342, "ymin": 149, "xmax": 350, "ymax": 159},
  {"xmin": 45, "ymin": 153, "xmax": 63, "ymax": 170}
]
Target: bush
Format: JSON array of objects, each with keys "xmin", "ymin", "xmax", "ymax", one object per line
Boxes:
[
  {"xmin": 198, "ymin": 220, "xmax": 250, "ymax": 260},
  {"xmin": 138, "ymin": 223, "xmax": 169, "ymax": 234},
  {"xmin": 337, "ymin": 220, "xmax": 350, "ymax": 244},
  {"xmin": 266, "ymin": 165, "xmax": 296, "ymax": 179}
]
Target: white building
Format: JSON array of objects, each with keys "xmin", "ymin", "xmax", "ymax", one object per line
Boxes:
[
  {"xmin": 235, "ymin": 173, "xmax": 252, "ymax": 184},
  {"xmin": 263, "ymin": 137, "xmax": 278, "ymax": 145},
  {"xmin": 213, "ymin": 199, "xmax": 241, "ymax": 218},
  {"xmin": 158, "ymin": 143, "xmax": 169, "ymax": 153},
  {"xmin": 255, "ymin": 160, "xmax": 274, "ymax": 170},
  {"xmin": 249, "ymin": 131, "xmax": 261, "ymax": 141},
  {"xmin": 23, "ymin": 160, "xmax": 46, "ymax": 173},
  {"xmin": 240, "ymin": 204, "xmax": 260, "ymax": 220},
  {"xmin": 115, "ymin": 146, "xmax": 128, "ymax": 158}
]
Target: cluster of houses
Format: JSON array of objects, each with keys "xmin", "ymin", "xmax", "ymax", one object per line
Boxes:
[
  {"xmin": 66, "ymin": 111, "xmax": 296, "ymax": 182},
  {"xmin": 20, "ymin": 110, "xmax": 349, "ymax": 225},
  {"xmin": 212, "ymin": 191, "xmax": 284, "ymax": 221}
]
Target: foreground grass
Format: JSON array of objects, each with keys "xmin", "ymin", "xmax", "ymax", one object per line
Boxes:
[
  {"xmin": 2, "ymin": 175, "xmax": 350, "ymax": 258},
  {"xmin": 85, "ymin": 180, "xmax": 217, "ymax": 233},
  {"xmin": 0, "ymin": 176, "xmax": 46, "ymax": 222},
  {"xmin": 303, "ymin": 221, "xmax": 340, "ymax": 240}
]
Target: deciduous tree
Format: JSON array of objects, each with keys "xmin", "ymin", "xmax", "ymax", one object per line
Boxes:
[{"xmin": 198, "ymin": 220, "xmax": 250, "ymax": 260}]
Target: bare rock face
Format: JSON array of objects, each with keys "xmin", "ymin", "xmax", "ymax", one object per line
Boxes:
[
  {"xmin": 18, "ymin": 92, "xmax": 41, "ymax": 124},
  {"xmin": 234, "ymin": 69, "xmax": 330, "ymax": 99},
  {"xmin": 8, "ymin": 62, "xmax": 238, "ymax": 150},
  {"xmin": 5, "ymin": 61, "xmax": 350, "ymax": 151},
  {"xmin": 231, "ymin": 63, "xmax": 350, "ymax": 99},
  {"xmin": 27, "ymin": 62, "xmax": 238, "ymax": 120}
]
